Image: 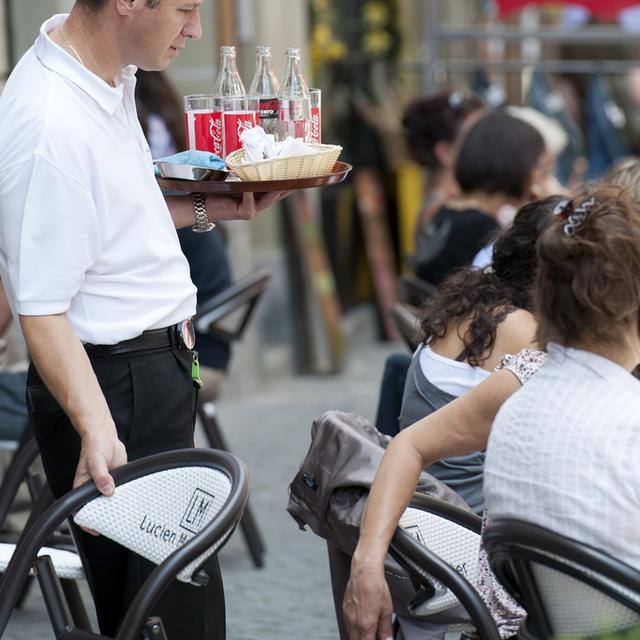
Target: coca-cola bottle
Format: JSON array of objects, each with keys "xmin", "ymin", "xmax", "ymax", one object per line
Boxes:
[
  {"xmin": 213, "ymin": 45, "xmax": 246, "ymax": 96},
  {"xmin": 214, "ymin": 46, "xmax": 256, "ymax": 157},
  {"xmin": 278, "ymin": 47, "xmax": 311, "ymax": 142},
  {"xmin": 249, "ymin": 46, "xmax": 281, "ymax": 137}
]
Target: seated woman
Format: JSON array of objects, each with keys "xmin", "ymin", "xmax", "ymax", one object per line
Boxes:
[
  {"xmin": 415, "ymin": 111, "xmax": 545, "ymax": 286},
  {"xmin": 334, "ymin": 198, "xmax": 558, "ymax": 640},
  {"xmin": 400, "ymin": 196, "xmax": 562, "ymax": 515},
  {"xmin": 484, "ymin": 187, "xmax": 640, "ymax": 571},
  {"xmin": 403, "ymin": 89, "xmax": 485, "ymax": 280},
  {"xmin": 343, "ymin": 180, "xmax": 640, "ymax": 639}
]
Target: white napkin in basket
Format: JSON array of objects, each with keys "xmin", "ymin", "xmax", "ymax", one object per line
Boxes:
[{"xmin": 240, "ymin": 126, "xmax": 318, "ymax": 163}]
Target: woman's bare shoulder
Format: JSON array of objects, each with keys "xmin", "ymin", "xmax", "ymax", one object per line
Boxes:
[{"xmin": 495, "ymin": 309, "xmax": 538, "ymax": 353}]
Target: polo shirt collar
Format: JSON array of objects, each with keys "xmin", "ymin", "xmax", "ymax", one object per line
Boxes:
[{"xmin": 34, "ymin": 14, "xmax": 137, "ymax": 116}]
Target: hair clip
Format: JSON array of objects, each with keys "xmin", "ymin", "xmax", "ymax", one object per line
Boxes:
[
  {"xmin": 553, "ymin": 199, "xmax": 571, "ymax": 216},
  {"xmin": 553, "ymin": 196, "xmax": 596, "ymax": 237},
  {"xmin": 483, "ymin": 264, "xmax": 495, "ymax": 275}
]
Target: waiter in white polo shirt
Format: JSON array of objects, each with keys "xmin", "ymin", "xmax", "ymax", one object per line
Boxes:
[{"xmin": 0, "ymin": 1, "xmax": 285, "ymax": 637}]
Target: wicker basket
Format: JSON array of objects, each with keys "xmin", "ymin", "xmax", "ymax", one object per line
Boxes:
[{"xmin": 225, "ymin": 143, "xmax": 342, "ymax": 181}]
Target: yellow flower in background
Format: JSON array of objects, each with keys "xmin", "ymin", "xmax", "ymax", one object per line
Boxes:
[
  {"xmin": 312, "ymin": 0, "xmax": 331, "ymax": 11},
  {"xmin": 362, "ymin": 1, "xmax": 389, "ymax": 26},
  {"xmin": 362, "ymin": 28, "xmax": 392, "ymax": 56},
  {"xmin": 326, "ymin": 40, "xmax": 348, "ymax": 61},
  {"xmin": 313, "ymin": 23, "xmax": 332, "ymax": 47}
]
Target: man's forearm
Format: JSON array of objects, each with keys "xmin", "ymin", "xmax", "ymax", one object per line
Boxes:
[
  {"xmin": 165, "ymin": 195, "xmax": 195, "ymax": 229},
  {"xmin": 20, "ymin": 313, "xmax": 114, "ymax": 438},
  {"xmin": 20, "ymin": 313, "xmax": 127, "ymax": 494}
]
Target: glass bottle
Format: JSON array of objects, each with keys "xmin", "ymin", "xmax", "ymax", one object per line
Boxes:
[
  {"xmin": 213, "ymin": 45, "xmax": 246, "ymax": 97},
  {"xmin": 249, "ymin": 46, "xmax": 281, "ymax": 136},
  {"xmin": 278, "ymin": 47, "xmax": 311, "ymax": 142}
]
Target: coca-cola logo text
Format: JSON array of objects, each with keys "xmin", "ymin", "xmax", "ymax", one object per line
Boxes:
[
  {"xmin": 209, "ymin": 116, "xmax": 223, "ymax": 146},
  {"xmin": 310, "ymin": 113, "xmax": 320, "ymax": 142},
  {"xmin": 237, "ymin": 118, "xmax": 255, "ymax": 138}
]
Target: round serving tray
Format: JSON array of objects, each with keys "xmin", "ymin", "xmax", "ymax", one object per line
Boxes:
[{"xmin": 157, "ymin": 161, "xmax": 353, "ymax": 194}]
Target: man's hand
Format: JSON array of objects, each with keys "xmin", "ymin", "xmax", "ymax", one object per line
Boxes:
[
  {"xmin": 204, "ymin": 190, "xmax": 290, "ymax": 221},
  {"xmin": 73, "ymin": 426, "xmax": 128, "ymax": 496},
  {"xmin": 166, "ymin": 190, "xmax": 291, "ymax": 229},
  {"xmin": 343, "ymin": 561, "xmax": 394, "ymax": 640}
]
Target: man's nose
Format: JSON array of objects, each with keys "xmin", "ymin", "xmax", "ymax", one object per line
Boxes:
[{"xmin": 184, "ymin": 8, "xmax": 203, "ymax": 40}]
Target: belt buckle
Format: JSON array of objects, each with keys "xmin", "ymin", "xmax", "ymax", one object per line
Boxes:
[{"xmin": 176, "ymin": 319, "xmax": 196, "ymax": 350}]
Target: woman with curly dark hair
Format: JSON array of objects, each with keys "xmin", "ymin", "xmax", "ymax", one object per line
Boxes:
[{"xmin": 399, "ymin": 195, "xmax": 565, "ymax": 515}]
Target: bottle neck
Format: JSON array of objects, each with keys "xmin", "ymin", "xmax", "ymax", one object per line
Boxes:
[
  {"xmin": 220, "ymin": 53, "xmax": 238, "ymax": 74},
  {"xmin": 251, "ymin": 52, "xmax": 280, "ymax": 96},
  {"xmin": 215, "ymin": 50, "xmax": 245, "ymax": 96},
  {"xmin": 256, "ymin": 54, "xmax": 270, "ymax": 74},
  {"xmin": 283, "ymin": 57, "xmax": 309, "ymax": 96}
]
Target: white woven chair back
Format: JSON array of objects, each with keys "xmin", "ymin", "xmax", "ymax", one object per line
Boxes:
[
  {"xmin": 74, "ymin": 466, "xmax": 232, "ymax": 584},
  {"xmin": 398, "ymin": 506, "xmax": 480, "ymax": 614},
  {"xmin": 530, "ymin": 552, "xmax": 640, "ymax": 635}
]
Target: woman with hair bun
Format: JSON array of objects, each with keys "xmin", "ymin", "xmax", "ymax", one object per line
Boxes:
[{"xmin": 484, "ymin": 187, "xmax": 640, "ymax": 571}]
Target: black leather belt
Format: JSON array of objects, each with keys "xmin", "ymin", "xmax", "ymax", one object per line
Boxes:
[{"xmin": 84, "ymin": 320, "xmax": 195, "ymax": 357}]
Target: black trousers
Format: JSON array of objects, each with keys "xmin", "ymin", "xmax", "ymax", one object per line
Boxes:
[{"xmin": 26, "ymin": 346, "xmax": 225, "ymax": 639}]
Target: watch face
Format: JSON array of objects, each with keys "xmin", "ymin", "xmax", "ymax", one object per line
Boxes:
[{"xmin": 179, "ymin": 319, "xmax": 196, "ymax": 350}]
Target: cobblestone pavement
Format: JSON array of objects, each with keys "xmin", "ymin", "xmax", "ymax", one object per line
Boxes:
[{"xmin": 4, "ymin": 341, "xmax": 398, "ymax": 640}]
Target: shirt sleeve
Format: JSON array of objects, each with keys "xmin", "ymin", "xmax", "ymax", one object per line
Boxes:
[
  {"xmin": 495, "ymin": 348, "xmax": 548, "ymax": 385},
  {"xmin": 1, "ymin": 154, "xmax": 100, "ymax": 316}
]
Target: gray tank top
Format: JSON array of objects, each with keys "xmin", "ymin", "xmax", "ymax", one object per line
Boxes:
[{"xmin": 399, "ymin": 344, "xmax": 486, "ymax": 514}]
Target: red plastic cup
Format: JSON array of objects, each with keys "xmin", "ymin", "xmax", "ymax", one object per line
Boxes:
[
  {"xmin": 184, "ymin": 95, "xmax": 224, "ymax": 158},
  {"xmin": 222, "ymin": 96, "xmax": 259, "ymax": 157},
  {"xmin": 310, "ymin": 89, "xmax": 321, "ymax": 144}
]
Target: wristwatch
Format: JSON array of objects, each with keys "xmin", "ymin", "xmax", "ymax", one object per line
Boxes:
[{"xmin": 191, "ymin": 192, "xmax": 216, "ymax": 233}]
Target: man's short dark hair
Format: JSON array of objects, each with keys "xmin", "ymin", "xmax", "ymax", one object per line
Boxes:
[
  {"xmin": 77, "ymin": 0, "xmax": 161, "ymax": 10},
  {"xmin": 455, "ymin": 111, "xmax": 545, "ymax": 200}
]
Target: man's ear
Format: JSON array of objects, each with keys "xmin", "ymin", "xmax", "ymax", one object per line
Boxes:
[{"xmin": 114, "ymin": 0, "xmax": 141, "ymax": 17}]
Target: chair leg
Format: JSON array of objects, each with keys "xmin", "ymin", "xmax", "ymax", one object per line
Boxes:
[
  {"xmin": 143, "ymin": 616, "xmax": 168, "ymax": 640},
  {"xmin": 61, "ymin": 578, "xmax": 92, "ymax": 631},
  {"xmin": 238, "ymin": 506, "xmax": 265, "ymax": 568},
  {"xmin": 198, "ymin": 403, "xmax": 266, "ymax": 568},
  {"xmin": 35, "ymin": 556, "xmax": 77, "ymax": 640}
]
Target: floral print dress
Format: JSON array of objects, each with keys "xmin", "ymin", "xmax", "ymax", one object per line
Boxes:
[{"xmin": 474, "ymin": 348, "xmax": 548, "ymax": 638}]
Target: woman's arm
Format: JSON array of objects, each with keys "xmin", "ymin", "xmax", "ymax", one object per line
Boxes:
[{"xmin": 343, "ymin": 367, "xmax": 523, "ymax": 640}]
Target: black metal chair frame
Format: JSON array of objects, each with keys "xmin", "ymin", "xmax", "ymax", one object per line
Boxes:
[
  {"xmin": 194, "ymin": 268, "xmax": 271, "ymax": 569},
  {"xmin": 399, "ymin": 274, "xmax": 437, "ymax": 307},
  {"xmin": 389, "ymin": 494, "xmax": 500, "ymax": 640},
  {"xmin": 194, "ymin": 268, "xmax": 272, "ymax": 342},
  {"xmin": 0, "ymin": 429, "xmax": 84, "ymax": 619},
  {"xmin": 484, "ymin": 518, "xmax": 640, "ymax": 639},
  {"xmin": 389, "ymin": 303, "xmax": 421, "ymax": 352},
  {"xmin": 0, "ymin": 447, "xmax": 249, "ymax": 640},
  {"xmin": 0, "ymin": 428, "xmax": 40, "ymax": 529}
]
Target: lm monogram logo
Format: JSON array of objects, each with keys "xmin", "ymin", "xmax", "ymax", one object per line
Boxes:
[{"xmin": 180, "ymin": 488, "xmax": 215, "ymax": 534}]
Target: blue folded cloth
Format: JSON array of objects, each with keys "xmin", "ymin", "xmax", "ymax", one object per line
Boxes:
[{"xmin": 154, "ymin": 150, "xmax": 226, "ymax": 176}]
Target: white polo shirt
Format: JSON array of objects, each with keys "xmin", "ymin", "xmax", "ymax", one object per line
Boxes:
[{"xmin": 0, "ymin": 14, "xmax": 196, "ymax": 345}]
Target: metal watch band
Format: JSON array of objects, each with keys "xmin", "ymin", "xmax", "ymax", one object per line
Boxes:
[{"xmin": 191, "ymin": 192, "xmax": 215, "ymax": 233}]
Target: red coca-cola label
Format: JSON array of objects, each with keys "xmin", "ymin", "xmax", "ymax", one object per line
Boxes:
[
  {"xmin": 185, "ymin": 110, "xmax": 224, "ymax": 157},
  {"xmin": 259, "ymin": 97, "xmax": 280, "ymax": 120},
  {"xmin": 223, "ymin": 111, "xmax": 258, "ymax": 156},
  {"xmin": 310, "ymin": 107, "xmax": 321, "ymax": 144}
]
